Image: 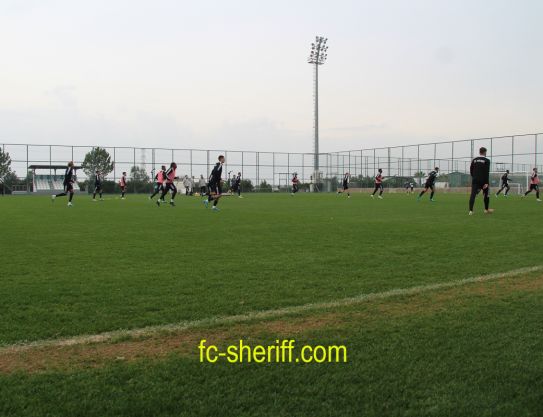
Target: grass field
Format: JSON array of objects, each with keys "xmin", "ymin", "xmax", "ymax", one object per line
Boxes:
[{"xmin": 0, "ymin": 191, "xmax": 542, "ymax": 416}]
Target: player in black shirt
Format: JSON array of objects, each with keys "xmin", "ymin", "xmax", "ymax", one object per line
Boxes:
[
  {"xmin": 291, "ymin": 173, "xmax": 299, "ymax": 195},
  {"xmin": 371, "ymin": 169, "xmax": 384, "ymax": 199},
  {"xmin": 495, "ymin": 170, "xmax": 511, "ymax": 197},
  {"xmin": 51, "ymin": 161, "xmax": 76, "ymax": 206},
  {"xmin": 92, "ymin": 170, "xmax": 103, "ymax": 201},
  {"xmin": 417, "ymin": 167, "xmax": 439, "ymax": 202},
  {"xmin": 231, "ymin": 172, "xmax": 243, "ymax": 198},
  {"xmin": 469, "ymin": 147, "xmax": 493, "ymax": 215},
  {"xmin": 204, "ymin": 155, "xmax": 225, "ymax": 211},
  {"xmin": 337, "ymin": 172, "xmax": 351, "ymax": 198}
]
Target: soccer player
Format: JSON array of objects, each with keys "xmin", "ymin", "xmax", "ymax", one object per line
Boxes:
[
  {"xmin": 157, "ymin": 162, "xmax": 178, "ymax": 206},
  {"xmin": 150, "ymin": 165, "xmax": 166, "ymax": 201},
  {"xmin": 119, "ymin": 171, "xmax": 127, "ymax": 199},
  {"xmin": 337, "ymin": 172, "xmax": 351, "ymax": 198},
  {"xmin": 495, "ymin": 170, "xmax": 511, "ymax": 197},
  {"xmin": 417, "ymin": 167, "xmax": 439, "ymax": 202},
  {"xmin": 92, "ymin": 170, "xmax": 104, "ymax": 201},
  {"xmin": 52, "ymin": 161, "xmax": 76, "ymax": 207},
  {"xmin": 469, "ymin": 147, "xmax": 493, "ymax": 215},
  {"xmin": 204, "ymin": 155, "xmax": 225, "ymax": 211},
  {"xmin": 183, "ymin": 175, "xmax": 192, "ymax": 196},
  {"xmin": 198, "ymin": 174, "xmax": 206, "ymax": 195},
  {"xmin": 371, "ymin": 169, "xmax": 384, "ymax": 199},
  {"xmin": 291, "ymin": 173, "xmax": 300, "ymax": 196},
  {"xmin": 231, "ymin": 172, "xmax": 243, "ymax": 198},
  {"xmin": 522, "ymin": 168, "xmax": 541, "ymax": 201},
  {"xmin": 409, "ymin": 182, "xmax": 414, "ymax": 194}
]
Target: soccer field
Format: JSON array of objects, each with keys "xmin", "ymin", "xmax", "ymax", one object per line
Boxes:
[{"xmin": 1, "ymin": 192, "xmax": 542, "ymax": 416}]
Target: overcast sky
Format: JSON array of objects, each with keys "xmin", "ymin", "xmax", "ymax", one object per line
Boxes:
[{"xmin": 0, "ymin": 0, "xmax": 541, "ymax": 153}]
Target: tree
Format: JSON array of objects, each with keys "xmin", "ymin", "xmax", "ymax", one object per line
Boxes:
[
  {"xmin": 259, "ymin": 180, "xmax": 272, "ymax": 192},
  {"xmin": 240, "ymin": 179, "xmax": 254, "ymax": 192},
  {"xmin": 130, "ymin": 165, "xmax": 150, "ymax": 182},
  {"xmin": 0, "ymin": 148, "xmax": 12, "ymax": 181},
  {"xmin": 414, "ymin": 171, "xmax": 426, "ymax": 185},
  {"xmin": 81, "ymin": 147, "xmax": 114, "ymax": 179}
]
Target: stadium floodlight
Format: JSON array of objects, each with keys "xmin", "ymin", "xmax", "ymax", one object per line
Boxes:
[{"xmin": 308, "ymin": 36, "xmax": 328, "ymax": 187}]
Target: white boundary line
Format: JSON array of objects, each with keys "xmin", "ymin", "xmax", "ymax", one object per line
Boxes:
[{"xmin": 1, "ymin": 265, "xmax": 542, "ymax": 353}]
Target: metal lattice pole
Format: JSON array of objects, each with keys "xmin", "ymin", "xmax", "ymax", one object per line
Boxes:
[{"xmin": 308, "ymin": 36, "xmax": 328, "ymax": 188}]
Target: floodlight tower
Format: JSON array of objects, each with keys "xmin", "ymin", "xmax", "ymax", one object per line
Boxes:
[{"xmin": 308, "ymin": 36, "xmax": 328, "ymax": 183}]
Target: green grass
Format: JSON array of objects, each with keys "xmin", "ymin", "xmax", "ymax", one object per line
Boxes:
[{"xmin": 0, "ymin": 192, "xmax": 542, "ymax": 416}]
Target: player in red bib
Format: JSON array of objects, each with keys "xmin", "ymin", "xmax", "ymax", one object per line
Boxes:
[
  {"xmin": 522, "ymin": 168, "xmax": 541, "ymax": 202},
  {"xmin": 157, "ymin": 162, "xmax": 178, "ymax": 206},
  {"xmin": 291, "ymin": 173, "xmax": 300, "ymax": 196},
  {"xmin": 371, "ymin": 169, "xmax": 384, "ymax": 199},
  {"xmin": 119, "ymin": 171, "xmax": 127, "ymax": 199},
  {"xmin": 149, "ymin": 165, "xmax": 166, "ymax": 202}
]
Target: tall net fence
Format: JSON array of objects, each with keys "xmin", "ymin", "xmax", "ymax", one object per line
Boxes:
[{"xmin": 1, "ymin": 133, "xmax": 542, "ymax": 193}]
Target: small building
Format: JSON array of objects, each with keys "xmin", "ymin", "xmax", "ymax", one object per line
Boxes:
[{"xmin": 28, "ymin": 165, "xmax": 82, "ymax": 193}]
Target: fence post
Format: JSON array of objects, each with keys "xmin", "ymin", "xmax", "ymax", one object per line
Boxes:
[
  {"xmin": 511, "ymin": 136, "xmax": 514, "ymax": 171},
  {"xmin": 113, "ymin": 147, "xmax": 116, "ymax": 184},
  {"xmin": 26, "ymin": 145, "xmax": 29, "ymax": 193},
  {"xmin": 535, "ymin": 134, "xmax": 538, "ymax": 167},
  {"xmin": 451, "ymin": 141, "xmax": 454, "ymax": 172},
  {"xmin": 287, "ymin": 153, "xmax": 290, "ymax": 186},
  {"xmin": 417, "ymin": 145, "xmax": 420, "ymax": 183},
  {"xmin": 133, "ymin": 147, "xmax": 136, "ymax": 194},
  {"xmin": 256, "ymin": 152, "xmax": 260, "ymax": 189},
  {"xmin": 387, "ymin": 148, "xmax": 391, "ymax": 176}
]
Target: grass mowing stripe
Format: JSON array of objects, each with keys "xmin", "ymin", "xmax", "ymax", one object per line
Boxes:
[{"xmin": 2, "ymin": 264, "xmax": 541, "ymax": 353}]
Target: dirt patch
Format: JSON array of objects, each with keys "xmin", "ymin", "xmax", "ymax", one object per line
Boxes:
[{"xmin": 1, "ymin": 274, "xmax": 542, "ymax": 375}]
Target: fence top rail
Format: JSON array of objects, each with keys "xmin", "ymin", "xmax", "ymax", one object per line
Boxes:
[
  {"xmin": 0, "ymin": 142, "xmax": 321, "ymax": 157},
  {"xmin": 1, "ymin": 131, "xmax": 541, "ymax": 157},
  {"xmin": 331, "ymin": 132, "xmax": 542, "ymax": 154}
]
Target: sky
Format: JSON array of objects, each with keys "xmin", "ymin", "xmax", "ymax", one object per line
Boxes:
[{"xmin": 0, "ymin": 0, "xmax": 541, "ymax": 153}]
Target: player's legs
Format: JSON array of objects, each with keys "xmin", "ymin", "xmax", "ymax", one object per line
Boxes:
[
  {"xmin": 379, "ymin": 184, "xmax": 384, "ymax": 196},
  {"xmin": 496, "ymin": 185, "xmax": 504, "ymax": 196},
  {"xmin": 469, "ymin": 183, "xmax": 480, "ymax": 212},
  {"xmin": 430, "ymin": 185, "xmax": 435, "ymax": 200},
  {"xmin": 371, "ymin": 185, "xmax": 379, "ymax": 196},
  {"xmin": 150, "ymin": 184, "xmax": 159, "ymax": 199},
  {"xmin": 504, "ymin": 184, "xmax": 510, "ymax": 196},
  {"xmin": 170, "ymin": 184, "xmax": 177, "ymax": 203},
  {"xmin": 66, "ymin": 184, "xmax": 74, "ymax": 205},
  {"xmin": 418, "ymin": 186, "xmax": 428, "ymax": 198},
  {"xmin": 213, "ymin": 184, "xmax": 222, "ymax": 207},
  {"xmin": 158, "ymin": 183, "xmax": 170, "ymax": 205},
  {"xmin": 483, "ymin": 187, "xmax": 490, "ymax": 210}
]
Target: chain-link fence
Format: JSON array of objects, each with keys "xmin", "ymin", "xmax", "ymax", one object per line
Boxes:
[{"xmin": 1, "ymin": 133, "xmax": 542, "ymax": 193}]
